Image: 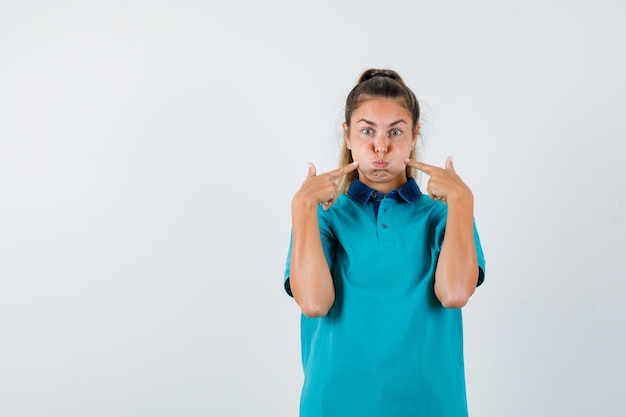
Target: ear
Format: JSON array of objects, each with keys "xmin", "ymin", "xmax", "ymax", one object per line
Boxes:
[
  {"xmin": 342, "ymin": 122, "xmax": 351, "ymax": 150},
  {"xmin": 412, "ymin": 123, "xmax": 420, "ymax": 147}
]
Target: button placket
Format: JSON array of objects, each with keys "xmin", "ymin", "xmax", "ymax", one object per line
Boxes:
[{"xmin": 377, "ymin": 199, "xmax": 392, "ymax": 245}]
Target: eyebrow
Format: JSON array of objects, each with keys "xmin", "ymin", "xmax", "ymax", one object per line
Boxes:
[{"xmin": 355, "ymin": 118, "xmax": 408, "ymax": 127}]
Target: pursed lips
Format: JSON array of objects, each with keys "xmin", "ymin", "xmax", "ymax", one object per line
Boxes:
[{"xmin": 373, "ymin": 159, "xmax": 388, "ymax": 168}]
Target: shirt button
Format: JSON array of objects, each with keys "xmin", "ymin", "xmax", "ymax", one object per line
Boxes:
[{"xmin": 381, "ymin": 224, "xmax": 388, "ymax": 229}]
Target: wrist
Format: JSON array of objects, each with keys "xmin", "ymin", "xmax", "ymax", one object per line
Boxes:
[
  {"xmin": 292, "ymin": 194, "xmax": 320, "ymax": 212},
  {"xmin": 445, "ymin": 188, "xmax": 474, "ymax": 209}
]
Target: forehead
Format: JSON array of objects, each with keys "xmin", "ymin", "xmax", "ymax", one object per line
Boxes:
[{"xmin": 351, "ymin": 97, "xmax": 411, "ymax": 124}]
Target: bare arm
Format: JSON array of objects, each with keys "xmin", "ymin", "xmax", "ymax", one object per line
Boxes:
[
  {"xmin": 406, "ymin": 157, "xmax": 479, "ymax": 308},
  {"xmin": 289, "ymin": 161, "xmax": 358, "ymax": 317}
]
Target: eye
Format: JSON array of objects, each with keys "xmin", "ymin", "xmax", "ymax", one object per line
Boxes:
[
  {"xmin": 390, "ymin": 129, "xmax": 402, "ymax": 137},
  {"xmin": 361, "ymin": 128, "xmax": 374, "ymax": 136}
]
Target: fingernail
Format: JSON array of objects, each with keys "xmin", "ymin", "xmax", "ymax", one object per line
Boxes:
[
  {"xmin": 448, "ymin": 155, "xmax": 454, "ymax": 162},
  {"xmin": 353, "ymin": 161, "xmax": 359, "ymax": 166},
  {"xmin": 404, "ymin": 158, "xmax": 410, "ymax": 164}
]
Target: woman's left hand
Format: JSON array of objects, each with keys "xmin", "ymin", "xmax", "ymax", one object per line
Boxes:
[{"xmin": 405, "ymin": 156, "xmax": 473, "ymax": 205}]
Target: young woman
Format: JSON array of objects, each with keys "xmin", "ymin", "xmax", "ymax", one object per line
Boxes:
[{"xmin": 284, "ymin": 68, "xmax": 486, "ymax": 417}]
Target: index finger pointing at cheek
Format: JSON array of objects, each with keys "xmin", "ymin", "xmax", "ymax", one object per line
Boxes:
[
  {"xmin": 405, "ymin": 158, "xmax": 435, "ymax": 174},
  {"xmin": 331, "ymin": 161, "xmax": 359, "ymax": 179}
]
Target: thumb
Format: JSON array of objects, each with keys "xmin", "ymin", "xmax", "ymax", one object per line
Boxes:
[
  {"xmin": 306, "ymin": 162, "xmax": 317, "ymax": 178},
  {"xmin": 445, "ymin": 156, "xmax": 455, "ymax": 172}
]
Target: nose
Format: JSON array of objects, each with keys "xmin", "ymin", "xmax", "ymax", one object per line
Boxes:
[{"xmin": 374, "ymin": 136, "xmax": 388, "ymax": 156}]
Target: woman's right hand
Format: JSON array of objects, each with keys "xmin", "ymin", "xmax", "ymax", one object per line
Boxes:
[{"xmin": 293, "ymin": 161, "xmax": 358, "ymax": 211}]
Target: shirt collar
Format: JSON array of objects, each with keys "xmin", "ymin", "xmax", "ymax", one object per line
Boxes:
[{"xmin": 347, "ymin": 177, "xmax": 422, "ymax": 205}]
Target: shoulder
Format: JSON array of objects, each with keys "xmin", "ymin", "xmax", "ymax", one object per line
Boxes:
[
  {"xmin": 413, "ymin": 194, "xmax": 448, "ymax": 218},
  {"xmin": 319, "ymin": 193, "xmax": 359, "ymax": 215},
  {"xmin": 317, "ymin": 194, "xmax": 368, "ymax": 229}
]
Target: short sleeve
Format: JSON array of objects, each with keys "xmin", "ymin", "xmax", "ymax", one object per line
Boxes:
[
  {"xmin": 283, "ymin": 232, "xmax": 294, "ymax": 297},
  {"xmin": 474, "ymin": 222, "xmax": 486, "ymax": 286},
  {"xmin": 433, "ymin": 204, "xmax": 486, "ymax": 287},
  {"xmin": 283, "ymin": 207, "xmax": 338, "ymax": 298}
]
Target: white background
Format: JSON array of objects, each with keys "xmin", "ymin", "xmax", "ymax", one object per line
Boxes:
[{"xmin": 1, "ymin": 1, "xmax": 625, "ymax": 416}]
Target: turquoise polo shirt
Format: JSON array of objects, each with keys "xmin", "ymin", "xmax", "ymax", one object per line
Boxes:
[{"xmin": 284, "ymin": 178, "xmax": 486, "ymax": 417}]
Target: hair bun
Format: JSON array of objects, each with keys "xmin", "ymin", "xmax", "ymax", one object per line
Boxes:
[
  {"xmin": 366, "ymin": 71, "xmax": 396, "ymax": 80},
  {"xmin": 358, "ymin": 68, "xmax": 403, "ymax": 84}
]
